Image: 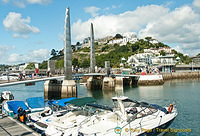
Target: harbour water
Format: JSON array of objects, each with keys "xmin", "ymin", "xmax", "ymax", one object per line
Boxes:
[{"xmin": 1, "ymin": 79, "xmax": 200, "ymax": 135}]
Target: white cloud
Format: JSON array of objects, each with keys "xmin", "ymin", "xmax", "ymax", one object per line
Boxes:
[
  {"xmin": 73, "ymin": 5, "xmax": 169, "ymax": 41},
  {"xmin": 84, "ymin": 6, "xmax": 100, "ymax": 17},
  {"xmin": 13, "ymin": 0, "xmax": 26, "ymax": 8},
  {"xmin": 193, "ymin": 0, "xmax": 200, "ymax": 8},
  {"xmin": 31, "ymin": 49, "xmax": 49, "ymax": 59},
  {"xmin": 26, "ymin": 0, "xmax": 51, "ymax": 5},
  {"xmin": 7, "ymin": 49, "xmax": 49, "ymax": 64},
  {"xmin": 2, "ymin": 0, "xmax": 9, "ymax": 3},
  {"xmin": 58, "ymin": 33, "xmax": 64, "ymax": 41},
  {"xmin": 3, "ymin": 12, "xmax": 40, "ymax": 37},
  {"xmin": 1, "ymin": 0, "xmax": 51, "ymax": 7},
  {"xmin": 72, "ymin": 4, "xmax": 200, "ymax": 55},
  {"xmin": 138, "ymin": 6, "xmax": 200, "ymax": 55},
  {"xmin": 13, "ymin": 33, "xmax": 20, "ymax": 38},
  {"xmin": 0, "ymin": 45, "xmax": 15, "ymax": 63},
  {"xmin": 0, "ymin": 46, "xmax": 9, "ymax": 56},
  {"xmin": 22, "ymin": 35, "xmax": 29, "ymax": 39}
]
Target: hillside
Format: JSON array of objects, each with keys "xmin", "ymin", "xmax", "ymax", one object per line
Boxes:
[{"xmin": 47, "ymin": 37, "xmax": 179, "ymax": 69}]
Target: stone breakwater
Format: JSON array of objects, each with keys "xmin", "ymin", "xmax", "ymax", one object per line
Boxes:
[{"xmin": 162, "ymin": 72, "xmax": 200, "ymax": 80}]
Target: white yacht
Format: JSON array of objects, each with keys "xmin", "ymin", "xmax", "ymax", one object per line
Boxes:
[{"xmin": 44, "ymin": 96, "xmax": 177, "ymax": 136}]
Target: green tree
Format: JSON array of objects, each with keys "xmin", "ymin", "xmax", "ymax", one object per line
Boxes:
[
  {"xmin": 25, "ymin": 62, "xmax": 35, "ymax": 69},
  {"xmin": 145, "ymin": 37, "xmax": 152, "ymax": 41},
  {"xmin": 114, "ymin": 34, "xmax": 123, "ymax": 39},
  {"xmin": 80, "ymin": 59, "xmax": 90, "ymax": 68},
  {"xmin": 55, "ymin": 59, "xmax": 64, "ymax": 69},
  {"xmin": 58, "ymin": 50, "xmax": 64, "ymax": 56},
  {"xmin": 160, "ymin": 50, "xmax": 166, "ymax": 56},
  {"xmin": 51, "ymin": 49, "xmax": 58, "ymax": 57},
  {"xmin": 76, "ymin": 42, "xmax": 80, "ymax": 45},
  {"xmin": 81, "ymin": 47, "xmax": 90, "ymax": 52},
  {"xmin": 72, "ymin": 58, "xmax": 79, "ymax": 67},
  {"xmin": 39, "ymin": 61, "xmax": 47, "ymax": 69}
]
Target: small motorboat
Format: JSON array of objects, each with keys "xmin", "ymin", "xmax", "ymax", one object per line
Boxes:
[
  {"xmin": 44, "ymin": 96, "xmax": 177, "ymax": 136},
  {"xmin": 28, "ymin": 97, "xmax": 77, "ymax": 124},
  {"xmin": 0, "ymin": 91, "xmax": 14, "ymax": 103},
  {"xmin": 0, "ymin": 73, "xmax": 19, "ymax": 81},
  {"xmin": 33, "ymin": 97, "xmax": 96, "ymax": 133},
  {"xmin": 2, "ymin": 100, "xmax": 29, "ymax": 118}
]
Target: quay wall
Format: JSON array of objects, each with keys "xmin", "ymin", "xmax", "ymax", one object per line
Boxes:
[
  {"xmin": 162, "ymin": 72, "xmax": 200, "ymax": 80},
  {"xmin": 137, "ymin": 75, "xmax": 164, "ymax": 86}
]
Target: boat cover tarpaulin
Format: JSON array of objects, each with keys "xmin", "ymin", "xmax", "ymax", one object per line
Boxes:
[
  {"xmin": 151, "ymin": 104, "xmax": 168, "ymax": 114},
  {"xmin": 51, "ymin": 97, "xmax": 77, "ymax": 107},
  {"xmin": 86, "ymin": 103, "xmax": 113, "ymax": 112},
  {"xmin": 26, "ymin": 97, "xmax": 45, "ymax": 109},
  {"xmin": 7, "ymin": 101, "xmax": 29, "ymax": 114},
  {"xmin": 67, "ymin": 97, "xmax": 96, "ymax": 107}
]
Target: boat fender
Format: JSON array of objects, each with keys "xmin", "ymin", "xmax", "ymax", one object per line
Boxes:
[{"xmin": 168, "ymin": 104, "xmax": 173, "ymax": 113}]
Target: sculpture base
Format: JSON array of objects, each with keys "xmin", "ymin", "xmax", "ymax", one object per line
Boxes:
[
  {"xmin": 87, "ymin": 76, "xmax": 102, "ymax": 90},
  {"xmin": 44, "ymin": 79, "xmax": 77, "ymax": 100},
  {"xmin": 102, "ymin": 77, "xmax": 115, "ymax": 91}
]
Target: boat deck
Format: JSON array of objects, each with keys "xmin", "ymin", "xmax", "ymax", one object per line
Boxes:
[{"xmin": 0, "ymin": 115, "xmax": 38, "ymax": 136}]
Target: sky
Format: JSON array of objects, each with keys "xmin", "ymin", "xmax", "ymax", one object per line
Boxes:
[{"xmin": 0, "ymin": 0, "xmax": 200, "ymax": 65}]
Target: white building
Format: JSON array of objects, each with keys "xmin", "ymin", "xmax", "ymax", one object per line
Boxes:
[
  {"xmin": 144, "ymin": 48, "xmax": 160, "ymax": 55},
  {"xmin": 159, "ymin": 47, "xmax": 172, "ymax": 54},
  {"xmin": 149, "ymin": 39, "xmax": 159, "ymax": 44},
  {"xmin": 159, "ymin": 55, "xmax": 176, "ymax": 64},
  {"xmin": 108, "ymin": 32, "xmax": 138, "ymax": 46}
]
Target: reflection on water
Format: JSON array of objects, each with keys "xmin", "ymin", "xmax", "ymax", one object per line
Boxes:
[{"xmin": 0, "ymin": 79, "xmax": 199, "ymax": 135}]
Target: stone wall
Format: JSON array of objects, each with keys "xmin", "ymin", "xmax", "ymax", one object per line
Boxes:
[
  {"xmin": 162, "ymin": 72, "xmax": 200, "ymax": 80},
  {"xmin": 137, "ymin": 75, "xmax": 164, "ymax": 86}
]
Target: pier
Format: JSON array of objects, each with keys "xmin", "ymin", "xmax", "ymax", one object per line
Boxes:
[{"xmin": 0, "ymin": 116, "xmax": 38, "ymax": 136}]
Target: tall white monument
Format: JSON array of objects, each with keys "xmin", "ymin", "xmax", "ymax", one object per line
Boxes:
[
  {"xmin": 44, "ymin": 7, "xmax": 77, "ymax": 99},
  {"xmin": 90, "ymin": 23, "xmax": 95, "ymax": 73}
]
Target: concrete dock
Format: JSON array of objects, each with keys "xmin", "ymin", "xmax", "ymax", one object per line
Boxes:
[{"xmin": 0, "ymin": 116, "xmax": 38, "ymax": 136}]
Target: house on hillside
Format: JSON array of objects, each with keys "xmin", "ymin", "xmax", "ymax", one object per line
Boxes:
[
  {"xmin": 108, "ymin": 32, "xmax": 138, "ymax": 46},
  {"xmin": 158, "ymin": 55, "xmax": 176, "ymax": 72}
]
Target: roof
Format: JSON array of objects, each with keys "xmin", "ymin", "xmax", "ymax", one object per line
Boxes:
[{"xmin": 67, "ymin": 97, "xmax": 96, "ymax": 107}]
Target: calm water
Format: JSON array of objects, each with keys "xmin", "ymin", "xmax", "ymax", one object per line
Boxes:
[{"xmin": 1, "ymin": 79, "xmax": 200, "ymax": 135}]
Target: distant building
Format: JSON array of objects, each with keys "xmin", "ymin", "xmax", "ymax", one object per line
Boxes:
[
  {"xmin": 108, "ymin": 32, "xmax": 138, "ymax": 46},
  {"xmin": 192, "ymin": 56, "xmax": 200, "ymax": 64},
  {"xmin": 144, "ymin": 48, "xmax": 160, "ymax": 55},
  {"xmin": 158, "ymin": 47, "xmax": 172, "ymax": 54},
  {"xmin": 175, "ymin": 64, "xmax": 200, "ymax": 72},
  {"xmin": 158, "ymin": 55, "xmax": 176, "ymax": 72},
  {"xmin": 82, "ymin": 37, "xmax": 91, "ymax": 48},
  {"xmin": 96, "ymin": 36, "xmax": 113, "ymax": 44},
  {"xmin": 149, "ymin": 39, "xmax": 159, "ymax": 44}
]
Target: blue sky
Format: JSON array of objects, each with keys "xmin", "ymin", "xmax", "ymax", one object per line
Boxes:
[{"xmin": 0, "ymin": 0, "xmax": 200, "ymax": 64}]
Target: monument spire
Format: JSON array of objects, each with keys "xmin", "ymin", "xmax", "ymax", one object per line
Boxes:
[
  {"xmin": 64, "ymin": 7, "xmax": 72, "ymax": 80},
  {"xmin": 90, "ymin": 23, "xmax": 95, "ymax": 73}
]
